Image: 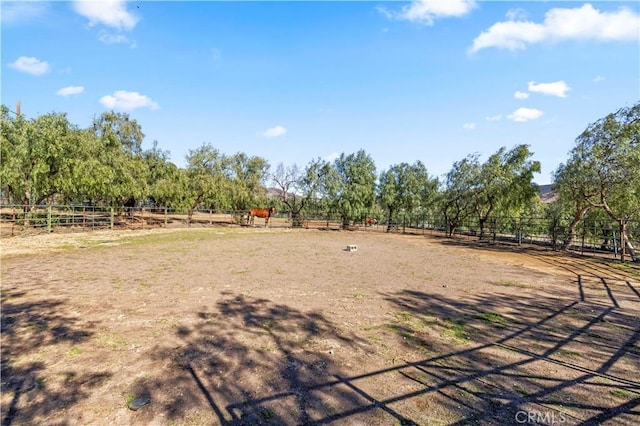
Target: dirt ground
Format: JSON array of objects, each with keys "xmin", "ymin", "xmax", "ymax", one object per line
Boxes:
[{"xmin": 1, "ymin": 227, "xmax": 639, "ymax": 425}]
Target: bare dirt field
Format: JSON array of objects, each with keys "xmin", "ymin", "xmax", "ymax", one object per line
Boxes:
[{"xmin": 1, "ymin": 228, "xmax": 639, "ymax": 425}]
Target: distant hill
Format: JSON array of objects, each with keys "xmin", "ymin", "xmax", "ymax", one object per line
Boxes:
[
  {"xmin": 536, "ymin": 184, "xmax": 557, "ymax": 204},
  {"xmin": 266, "ymin": 187, "xmax": 285, "ymax": 199}
]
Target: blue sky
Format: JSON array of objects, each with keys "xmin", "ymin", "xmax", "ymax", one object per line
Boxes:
[{"xmin": 2, "ymin": 1, "xmax": 639, "ymax": 184}]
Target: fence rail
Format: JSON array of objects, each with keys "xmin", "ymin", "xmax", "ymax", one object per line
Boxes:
[{"xmin": 2, "ymin": 205, "xmax": 638, "ymax": 262}]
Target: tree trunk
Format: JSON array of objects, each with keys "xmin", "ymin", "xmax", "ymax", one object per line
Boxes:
[
  {"xmin": 291, "ymin": 211, "xmax": 303, "ymax": 227},
  {"xmin": 448, "ymin": 221, "xmax": 456, "ymax": 237},
  {"xmin": 386, "ymin": 207, "xmax": 394, "ymax": 233},
  {"xmin": 342, "ymin": 215, "xmax": 349, "ymax": 230},
  {"xmin": 620, "ymin": 220, "xmax": 638, "ymax": 262},
  {"xmin": 478, "ymin": 217, "xmax": 486, "ymax": 240},
  {"xmin": 561, "ymin": 205, "xmax": 591, "ymax": 250}
]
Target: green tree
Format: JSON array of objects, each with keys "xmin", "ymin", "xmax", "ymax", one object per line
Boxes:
[
  {"xmin": 90, "ymin": 111, "xmax": 148, "ymax": 206},
  {"xmin": 302, "ymin": 158, "xmax": 342, "ymax": 216},
  {"xmin": 440, "ymin": 156, "xmax": 479, "ymax": 237},
  {"xmin": 379, "ymin": 161, "xmax": 438, "ymax": 233},
  {"xmin": 151, "ymin": 164, "xmax": 191, "ymax": 210},
  {"xmin": 0, "ymin": 106, "xmax": 83, "ymax": 209},
  {"xmin": 184, "ymin": 143, "xmax": 230, "ymax": 213},
  {"xmin": 59, "ymin": 128, "xmax": 113, "ymax": 204},
  {"xmin": 92, "ymin": 111, "xmax": 144, "ymax": 155},
  {"xmin": 142, "ymin": 141, "xmax": 173, "ymax": 205},
  {"xmin": 556, "ymin": 103, "xmax": 640, "ymax": 261},
  {"xmin": 227, "ymin": 152, "xmax": 270, "ymax": 211},
  {"xmin": 552, "ymin": 159, "xmax": 596, "ymax": 250},
  {"xmin": 333, "ymin": 150, "xmax": 377, "ymax": 229},
  {"xmin": 473, "ymin": 145, "xmax": 541, "ymax": 239}
]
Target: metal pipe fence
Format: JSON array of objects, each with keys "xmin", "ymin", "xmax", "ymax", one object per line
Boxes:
[
  {"xmin": 2, "ymin": 205, "xmax": 638, "ymax": 262},
  {"xmin": 0, "ymin": 205, "xmax": 286, "ymax": 236},
  {"xmin": 374, "ymin": 214, "xmax": 639, "ymax": 261}
]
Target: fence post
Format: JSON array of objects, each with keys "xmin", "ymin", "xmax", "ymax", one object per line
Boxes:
[
  {"xmin": 110, "ymin": 207, "xmax": 114, "ymax": 230},
  {"xmin": 11, "ymin": 206, "xmax": 16, "ymax": 236},
  {"xmin": 45, "ymin": 205, "xmax": 51, "ymax": 232},
  {"xmin": 164, "ymin": 207, "xmax": 168, "ymax": 227}
]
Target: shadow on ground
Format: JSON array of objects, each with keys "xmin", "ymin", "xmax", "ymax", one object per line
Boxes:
[
  {"xmin": 2, "ymin": 238, "xmax": 639, "ymax": 425},
  {"xmin": 1, "ymin": 291, "xmax": 111, "ymax": 426},
  {"xmin": 132, "ymin": 283, "xmax": 639, "ymax": 425}
]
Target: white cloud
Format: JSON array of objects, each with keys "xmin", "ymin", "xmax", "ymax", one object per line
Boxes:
[
  {"xmin": 73, "ymin": 0, "xmax": 138, "ymax": 30},
  {"xmin": 463, "ymin": 122, "xmax": 476, "ymax": 130},
  {"xmin": 56, "ymin": 86, "xmax": 85, "ymax": 96},
  {"xmin": 505, "ymin": 8, "xmax": 528, "ymax": 22},
  {"xmin": 508, "ymin": 107, "xmax": 544, "ymax": 122},
  {"xmin": 485, "ymin": 115, "xmax": 502, "ymax": 122},
  {"xmin": 100, "ymin": 90, "xmax": 159, "ymax": 111},
  {"xmin": 9, "ymin": 56, "xmax": 50, "ymax": 75},
  {"xmin": 528, "ymin": 81, "xmax": 570, "ymax": 98},
  {"xmin": 470, "ymin": 4, "xmax": 640, "ymax": 52},
  {"xmin": 324, "ymin": 152, "xmax": 340, "ymax": 162},
  {"xmin": 514, "ymin": 91, "xmax": 530, "ymax": 100},
  {"xmin": 261, "ymin": 125, "xmax": 287, "ymax": 138},
  {"xmin": 378, "ymin": 0, "xmax": 476, "ymax": 25},
  {"xmin": 1, "ymin": 1, "xmax": 48, "ymax": 24},
  {"xmin": 593, "ymin": 75, "xmax": 605, "ymax": 83},
  {"xmin": 99, "ymin": 30, "xmax": 129, "ymax": 45}
]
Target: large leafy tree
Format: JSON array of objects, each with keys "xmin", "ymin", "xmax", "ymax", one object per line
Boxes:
[
  {"xmin": 333, "ymin": 150, "xmax": 377, "ymax": 229},
  {"xmin": 142, "ymin": 141, "xmax": 174, "ymax": 205},
  {"xmin": 60, "ymin": 128, "xmax": 114, "ymax": 204},
  {"xmin": 92, "ymin": 111, "xmax": 144, "ymax": 155},
  {"xmin": 552, "ymin": 158, "xmax": 597, "ymax": 250},
  {"xmin": 90, "ymin": 111, "xmax": 149, "ymax": 206},
  {"xmin": 302, "ymin": 158, "xmax": 339, "ymax": 215},
  {"xmin": 150, "ymin": 163, "xmax": 191, "ymax": 210},
  {"xmin": 472, "ymin": 145, "xmax": 541, "ymax": 239},
  {"xmin": 0, "ymin": 106, "xmax": 84, "ymax": 209},
  {"xmin": 227, "ymin": 152, "xmax": 270, "ymax": 211},
  {"xmin": 184, "ymin": 143, "xmax": 230, "ymax": 211},
  {"xmin": 379, "ymin": 161, "xmax": 438, "ymax": 232},
  {"xmin": 555, "ymin": 103, "xmax": 640, "ymax": 261},
  {"xmin": 440, "ymin": 156, "xmax": 478, "ymax": 236}
]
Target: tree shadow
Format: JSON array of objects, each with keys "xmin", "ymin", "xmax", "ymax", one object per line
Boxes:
[
  {"xmin": 135, "ymin": 281, "xmax": 639, "ymax": 425},
  {"xmin": 1, "ymin": 290, "xmax": 110, "ymax": 425},
  {"xmin": 378, "ymin": 289, "xmax": 640, "ymax": 424},
  {"xmin": 143, "ymin": 292, "xmax": 416, "ymax": 424},
  {"xmin": 436, "ymin": 236, "xmax": 640, "ymax": 309},
  {"xmin": 129, "ymin": 278, "xmax": 640, "ymax": 425}
]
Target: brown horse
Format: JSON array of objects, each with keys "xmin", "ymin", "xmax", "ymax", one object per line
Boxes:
[
  {"xmin": 247, "ymin": 207, "xmax": 275, "ymax": 227},
  {"xmin": 365, "ymin": 217, "xmax": 378, "ymax": 226}
]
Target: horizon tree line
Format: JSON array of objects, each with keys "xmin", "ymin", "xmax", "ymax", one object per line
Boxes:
[{"xmin": 1, "ymin": 103, "xmax": 638, "ymax": 261}]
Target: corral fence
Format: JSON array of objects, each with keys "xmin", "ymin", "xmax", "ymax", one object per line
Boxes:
[
  {"xmin": 0, "ymin": 205, "xmax": 288, "ymax": 236},
  {"xmin": 2, "ymin": 205, "xmax": 638, "ymax": 262},
  {"xmin": 372, "ymin": 213, "xmax": 640, "ymax": 262}
]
